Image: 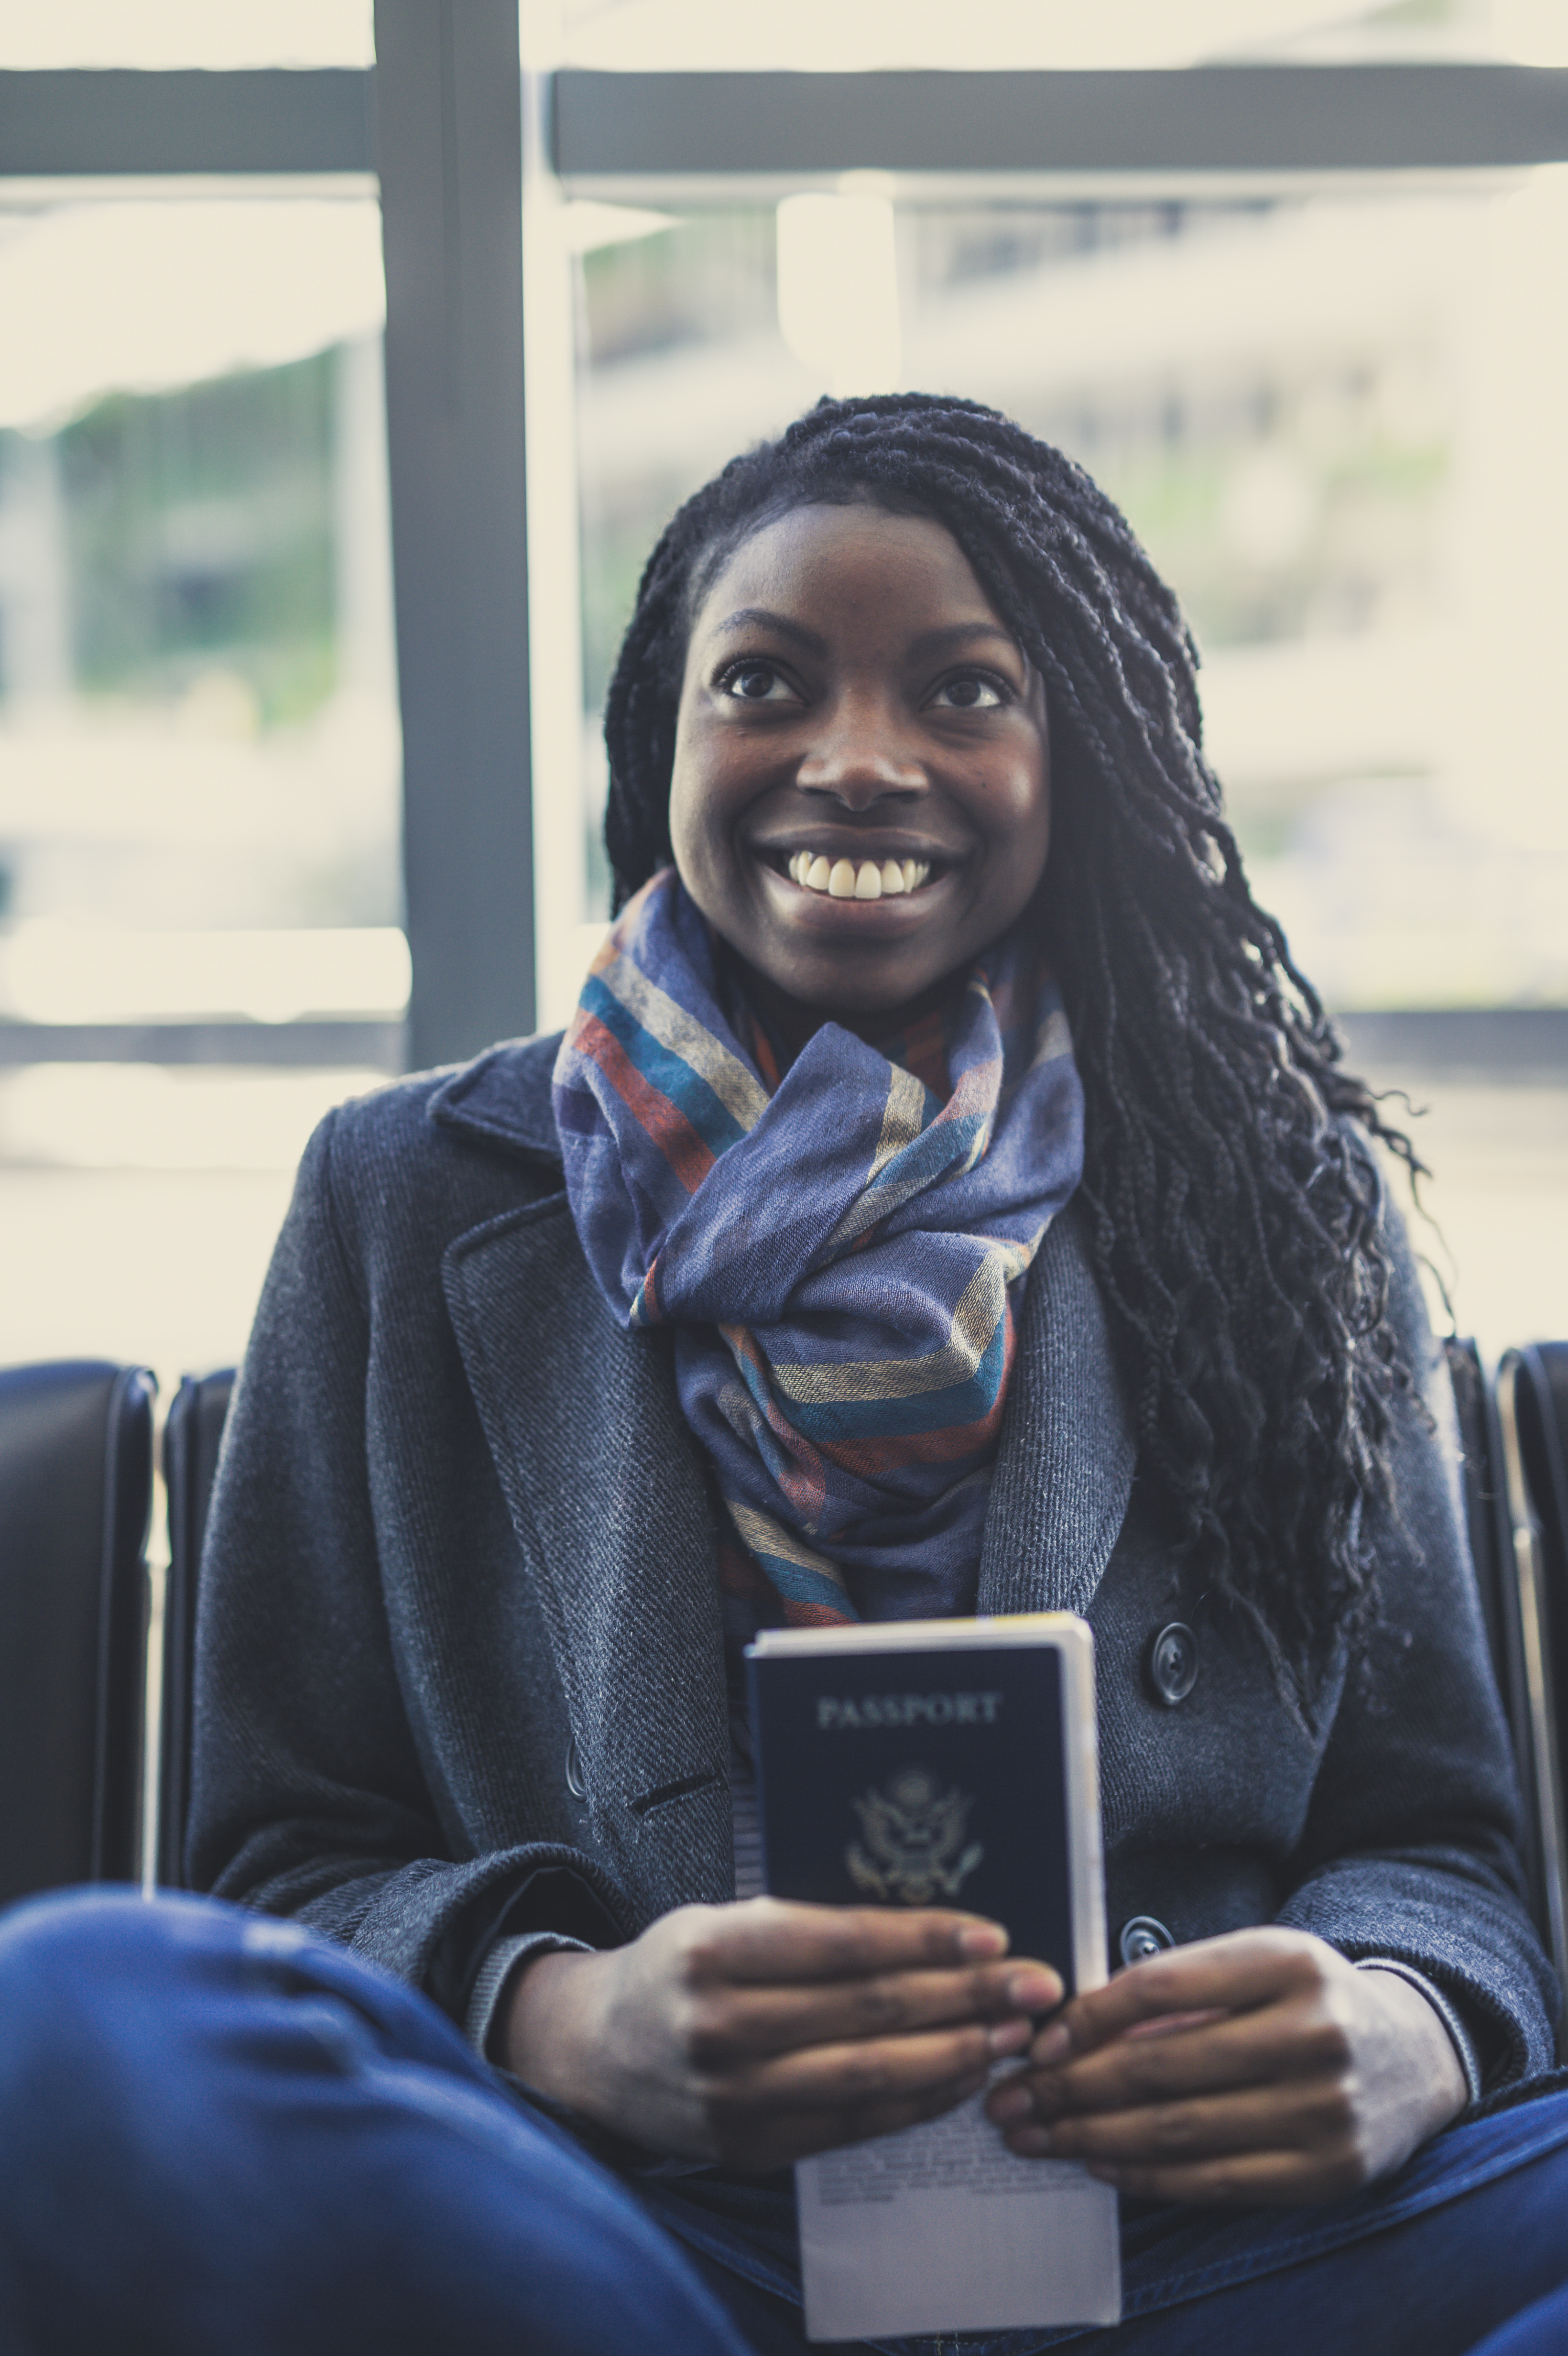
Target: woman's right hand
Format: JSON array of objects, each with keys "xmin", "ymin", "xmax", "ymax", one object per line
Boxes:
[{"xmin": 499, "ymin": 1898, "xmax": 1062, "ymax": 2171}]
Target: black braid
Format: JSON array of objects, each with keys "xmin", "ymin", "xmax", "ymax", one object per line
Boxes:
[{"xmin": 603, "ymin": 393, "xmax": 1418, "ymax": 1680}]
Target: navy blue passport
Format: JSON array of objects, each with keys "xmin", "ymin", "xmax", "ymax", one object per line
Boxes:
[
  {"xmin": 744, "ymin": 1615, "xmax": 1118, "ymax": 2342},
  {"xmin": 746, "ymin": 1614, "xmax": 1104, "ymax": 1995}
]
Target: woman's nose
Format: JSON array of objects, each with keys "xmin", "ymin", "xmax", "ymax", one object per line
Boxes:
[{"xmin": 795, "ymin": 699, "xmax": 925, "ymax": 805}]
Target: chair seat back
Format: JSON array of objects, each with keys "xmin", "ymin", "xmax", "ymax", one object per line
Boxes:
[
  {"xmin": 158, "ymin": 1370, "xmax": 235, "ymax": 1888},
  {"xmin": 0, "ymin": 1361, "xmax": 155, "ymax": 1905}
]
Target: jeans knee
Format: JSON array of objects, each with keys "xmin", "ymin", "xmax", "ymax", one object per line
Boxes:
[{"xmin": 0, "ymin": 1888, "xmax": 244, "ymax": 2105}]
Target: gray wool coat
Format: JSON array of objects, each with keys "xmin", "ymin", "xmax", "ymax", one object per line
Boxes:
[{"xmin": 188, "ymin": 1033, "xmax": 1561, "ymax": 2090}]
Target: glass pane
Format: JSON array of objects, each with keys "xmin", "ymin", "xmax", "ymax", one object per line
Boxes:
[
  {"xmin": 0, "ymin": 0, "xmax": 374, "ymax": 70},
  {"xmin": 564, "ymin": 172, "xmax": 1568, "ymax": 1347},
  {"xmin": 0, "ymin": 189, "xmax": 399, "ymax": 1384},
  {"xmin": 556, "ymin": 0, "xmax": 1568, "ymax": 72}
]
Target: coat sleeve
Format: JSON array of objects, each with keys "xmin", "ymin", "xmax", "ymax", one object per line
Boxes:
[
  {"xmin": 1275, "ymin": 1183, "xmax": 1560, "ymax": 2090},
  {"xmin": 185, "ymin": 1108, "xmax": 630, "ymax": 2023}
]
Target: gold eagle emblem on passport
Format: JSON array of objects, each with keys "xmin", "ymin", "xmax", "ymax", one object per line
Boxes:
[{"xmin": 846, "ymin": 1765, "xmax": 984, "ymax": 1905}]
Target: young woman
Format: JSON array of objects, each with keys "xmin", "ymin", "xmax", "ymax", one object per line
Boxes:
[{"xmin": 4, "ymin": 393, "xmax": 1568, "ymax": 2356}]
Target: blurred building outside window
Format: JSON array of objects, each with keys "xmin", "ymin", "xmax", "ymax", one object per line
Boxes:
[
  {"xmin": 0, "ymin": 0, "xmax": 374, "ymax": 69},
  {"xmin": 550, "ymin": 0, "xmax": 1568, "ymax": 71},
  {"xmin": 559, "ymin": 177, "xmax": 1568, "ymax": 1019},
  {"xmin": 0, "ymin": 182, "xmax": 402, "ymax": 1381}
]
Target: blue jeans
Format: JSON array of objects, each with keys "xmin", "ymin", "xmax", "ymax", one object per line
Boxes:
[{"xmin": 2, "ymin": 1889, "xmax": 1568, "ymax": 2356}]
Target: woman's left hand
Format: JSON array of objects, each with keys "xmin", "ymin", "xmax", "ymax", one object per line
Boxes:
[{"xmin": 984, "ymin": 1926, "xmax": 1468, "ymax": 2204}]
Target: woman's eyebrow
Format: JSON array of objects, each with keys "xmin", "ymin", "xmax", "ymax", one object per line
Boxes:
[
  {"xmin": 711, "ymin": 607, "xmax": 828, "ymax": 655},
  {"xmin": 709, "ymin": 611, "xmax": 1019, "ymax": 661},
  {"xmin": 906, "ymin": 621, "xmax": 1020, "ymax": 658}
]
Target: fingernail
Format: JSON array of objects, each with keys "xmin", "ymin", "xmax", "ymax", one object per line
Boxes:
[
  {"xmin": 1032, "ymin": 2020, "xmax": 1072, "ymax": 2064},
  {"xmin": 1007, "ymin": 1968, "xmax": 1062, "ymax": 2012},
  {"xmin": 1009, "ymin": 2126, "xmax": 1055, "ymax": 2157},
  {"xmin": 987, "ymin": 2018, "xmax": 1031, "ymax": 2059},
  {"xmin": 957, "ymin": 1923, "xmax": 1008, "ymax": 1959},
  {"xmin": 988, "ymin": 2083, "xmax": 1033, "ymax": 2123}
]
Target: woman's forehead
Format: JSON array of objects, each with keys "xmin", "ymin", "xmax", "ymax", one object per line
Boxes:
[{"xmin": 688, "ymin": 501, "xmax": 1010, "ymax": 646}]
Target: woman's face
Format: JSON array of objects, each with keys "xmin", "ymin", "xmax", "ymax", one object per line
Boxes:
[{"xmin": 667, "ymin": 502, "xmax": 1051, "ymax": 1036}]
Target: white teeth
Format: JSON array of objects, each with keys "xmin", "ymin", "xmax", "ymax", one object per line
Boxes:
[{"xmin": 785, "ymin": 851, "xmax": 934, "ymax": 897}]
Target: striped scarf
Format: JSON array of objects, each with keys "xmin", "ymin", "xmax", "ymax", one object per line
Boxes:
[{"xmin": 552, "ymin": 871, "xmax": 1084, "ymax": 1628}]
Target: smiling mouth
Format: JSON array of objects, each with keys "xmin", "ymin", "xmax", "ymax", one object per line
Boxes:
[{"xmin": 771, "ymin": 850, "xmax": 937, "ymax": 902}]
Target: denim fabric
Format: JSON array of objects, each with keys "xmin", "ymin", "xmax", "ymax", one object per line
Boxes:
[
  {"xmin": 4, "ymin": 1889, "xmax": 1568, "ymax": 2356},
  {"xmin": 0, "ymin": 1889, "xmax": 746, "ymax": 2356},
  {"xmin": 635, "ymin": 2097, "xmax": 1568, "ymax": 2356}
]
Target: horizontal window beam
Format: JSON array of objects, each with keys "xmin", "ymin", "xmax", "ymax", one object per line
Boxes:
[
  {"xmin": 1334, "ymin": 1010, "xmax": 1568, "ymax": 1086},
  {"xmin": 0, "ymin": 68, "xmax": 376, "ymax": 176},
  {"xmin": 0, "ymin": 1020, "xmax": 404, "ymax": 1069},
  {"xmin": 553, "ymin": 65, "xmax": 1568, "ymax": 186},
  {"xmin": 5, "ymin": 64, "xmax": 1565, "ymax": 186},
  {"xmin": 0, "ymin": 1012, "xmax": 1561, "ymax": 1083}
]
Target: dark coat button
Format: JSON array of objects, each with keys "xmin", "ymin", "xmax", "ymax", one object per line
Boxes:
[
  {"xmin": 565, "ymin": 1734, "xmax": 587, "ymax": 1798},
  {"xmin": 1148, "ymin": 1621, "xmax": 1199, "ymax": 1705},
  {"xmin": 1119, "ymin": 1916, "xmax": 1176, "ymax": 1966}
]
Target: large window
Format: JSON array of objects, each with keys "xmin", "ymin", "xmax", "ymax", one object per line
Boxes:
[
  {"xmin": 1, "ymin": 14, "xmax": 1564, "ymax": 1381},
  {"xmin": 0, "ymin": 181, "xmax": 400, "ymax": 1379}
]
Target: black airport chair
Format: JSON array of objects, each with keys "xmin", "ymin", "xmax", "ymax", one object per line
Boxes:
[
  {"xmin": 0, "ymin": 1360, "xmax": 156, "ymax": 1908},
  {"xmin": 1493, "ymin": 1344, "xmax": 1568, "ymax": 2019},
  {"xmin": 157, "ymin": 1369, "xmax": 236, "ymax": 1889},
  {"xmin": 1445, "ymin": 1338, "xmax": 1546, "ymax": 1922}
]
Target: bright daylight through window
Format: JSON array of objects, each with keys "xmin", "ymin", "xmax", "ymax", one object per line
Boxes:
[{"xmin": 0, "ymin": 0, "xmax": 1565, "ymax": 1386}]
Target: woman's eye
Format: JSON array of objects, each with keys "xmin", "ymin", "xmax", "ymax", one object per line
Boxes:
[
  {"xmin": 720, "ymin": 663, "xmax": 795, "ymax": 703},
  {"xmin": 933, "ymin": 673, "xmax": 1006, "ymax": 710}
]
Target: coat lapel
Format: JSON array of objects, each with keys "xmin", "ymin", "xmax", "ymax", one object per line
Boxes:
[
  {"xmin": 978, "ymin": 1201, "xmax": 1137, "ymax": 1619},
  {"xmin": 441, "ymin": 1194, "xmax": 733, "ymax": 1928}
]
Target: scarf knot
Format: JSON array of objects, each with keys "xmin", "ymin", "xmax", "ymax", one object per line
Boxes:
[{"xmin": 553, "ymin": 872, "xmax": 1084, "ymax": 1629}]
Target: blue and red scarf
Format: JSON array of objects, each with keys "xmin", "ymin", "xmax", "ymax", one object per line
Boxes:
[{"xmin": 552, "ymin": 870, "xmax": 1084, "ymax": 1628}]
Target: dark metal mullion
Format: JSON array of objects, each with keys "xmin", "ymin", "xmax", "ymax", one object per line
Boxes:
[{"xmin": 375, "ymin": 0, "xmax": 535, "ymax": 1069}]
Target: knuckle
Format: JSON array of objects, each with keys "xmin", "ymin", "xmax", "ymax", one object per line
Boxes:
[
  {"xmin": 672, "ymin": 1907, "xmax": 728, "ymax": 1985},
  {"xmin": 682, "ymin": 1997, "xmax": 743, "ymax": 2071},
  {"xmin": 851, "ymin": 1976, "xmax": 909, "ymax": 2032},
  {"xmin": 1304, "ymin": 2078, "xmax": 1358, "ymax": 2139},
  {"xmin": 838, "ymin": 2045, "xmax": 894, "ymax": 2098},
  {"xmin": 1307, "ymin": 2012, "xmax": 1357, "ymax": 2072},
  {"xmin": 1148, "ymin": 2103, "xmax": 1202, "ymax": 2153},
  {"xmin": 1118, "ymin": 2045, "xmax": 1181, "ymax": 2101}
]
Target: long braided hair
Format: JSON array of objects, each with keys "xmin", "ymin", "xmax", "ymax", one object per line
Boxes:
[{"xmin": 602, "ymin": 392, "xmax": 1415, "ymax": 1680}]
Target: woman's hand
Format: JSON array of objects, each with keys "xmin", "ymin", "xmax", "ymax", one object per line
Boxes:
[
  {"xmin": 984, "ymin": 1926, "xmax": 1468, "ymax": 2205},
  {"xmin": 501, "ymin": 1897, "xmax": 1061, "ymax": 2171}
]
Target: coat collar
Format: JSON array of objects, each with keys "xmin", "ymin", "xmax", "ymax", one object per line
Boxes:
[{"xmin": 429, "ymin": 1032, "xmax": 566, "ymax": 1166}]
